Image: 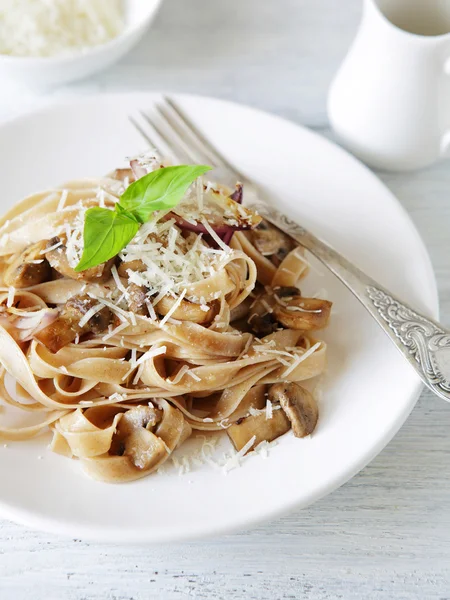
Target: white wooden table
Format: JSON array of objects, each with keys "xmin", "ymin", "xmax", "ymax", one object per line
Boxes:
[{"xmin": 1, "ymin": 1, "xmax": 450, "ymax": 598}]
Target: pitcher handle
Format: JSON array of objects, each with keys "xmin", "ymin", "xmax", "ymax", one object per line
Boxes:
[
  {"xmin": 440, "ymin": 131, "xmax": 450, "ymax": 156},
  {"xmin": 441, "ymin": 58, "xmax": 450, "ymax": 155},
  {"xmin": 441, "ymin": 131, "xmax": 450, "ymax": 156}
]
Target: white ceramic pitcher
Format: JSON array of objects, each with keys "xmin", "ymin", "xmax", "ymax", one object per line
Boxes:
[{"xmin": 328, "ymin": 0, "xmax": 450, "ymax": 171}]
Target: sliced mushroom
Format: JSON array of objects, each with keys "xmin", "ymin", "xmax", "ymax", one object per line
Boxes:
[
  {"xmin": 268, "ymin": 382, "xmax": 318, "ymax": 438},
  {"xmin": 81, "ymin": 402, "xmax": 190, "ymax": 482},
  {"xmin": 122, "ymin": 429, "xmax": 167, "ymax": 470},
  {"xmin": 227, "ymin": 409, "xmax": 291, "ymax": 453},
  {"xmin": 274, "ymin": 286, "xmax": 302, "ymax": 300},
  {"xmin": 230, "ymin": 295, "xmax": 252, "ymax": 322},
  {"xmin": 117, "ymin": 405, "xmax": 162, "ymax": 435},
  {"xmin": 109, "ymin": 405, "xmax": 166, "ymax": 470},
  {"xmin": 3, "ymin": 241, "xmax": 52, "ymax": 288},
  {"xmin": 249, "ymin": 312, "xmax": 278, "ymax": 336},
  {"xmin": 45, "ymin": 237, "xmax": 114, "ymax": 282},
  {"xmin": 117, "ymin": 259, "xmax": 146, "ymax": 278},
  {"xmin": 273, "ymin": 297, "xmax": 332, "ymax": 330},
  {"xmin": 34, "ymin": 294, "xmax": 114, "ymax": 353},
  {"xmin": 248, "ymin": 290, "xmax": 278, "ymax": 336},
  {"xmin": 249, "ymin": 220, "xmax": 294, "ymax": 266},
  {"xmin": 127, "ymin": 283, "xmax": 148, "ymax": 315}
]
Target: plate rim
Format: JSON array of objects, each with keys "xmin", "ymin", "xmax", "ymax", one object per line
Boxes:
[{"xmin": 0, "ymin": 91, "xmax": 439, "ymax": 543}]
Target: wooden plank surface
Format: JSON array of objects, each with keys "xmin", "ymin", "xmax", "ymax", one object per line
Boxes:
[{"xmin": 1, "ymin": 1, "xmax": 449, "ymax": 598}]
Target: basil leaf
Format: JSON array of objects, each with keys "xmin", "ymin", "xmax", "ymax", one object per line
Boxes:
[
  {"xmin": 75, "ymin": 207, "xmax": 139, "ymax": 272},
  {"xmin": 120, "ymin": 164, "xmax": 212, "ymax": 223},
  {"xmin": 114, "ymin": 203, "xmax": 140, "ymax": 221},
  {"xmin": 76, "ymin": 164, "xmax": 212, "ymax": 272}
]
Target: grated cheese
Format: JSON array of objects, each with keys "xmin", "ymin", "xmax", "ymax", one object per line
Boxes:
[
  {"xmin": 0, "ymin": 0, "xmax": 125, "ymax": 58},
  {"xmin": 132, "ymin": 363, "xmax": 146, "ymax": 385},
  {"xmin": 65, "ymin": 211, "xmax": 86, "ymax": 267},
  {"xmin": 253, "ymin": 347, "xmax": 295, "ymax": 359},
  {"xmin": 111, "ymin": 264, "xmax": 127, "ymax": 296},
  {"xmin": 223, "ymin": 435, "xmax": 256, "ymax": 473},
  {"xmin": 102, "ymin": 321, "xmax": 128, "ymax": 342},
  {"xmin": 90, "ymin": 295, "xmax": 130, "ymax": 325},
  {"xmin": 135, "ymin": 346, "xmax": 167, "ymax": 368},
  {"xmin": 42, "ymin": 240, "xmax": 62, "ymax": 254},
  {"xmin": 283, "ymin": 342, "xmax": 322, "ymax": 377},
  {"xmin": 56, "ymin": 189, "xmax": 69, "ymax": 212},
  {"xmin": 108, "ymin": 392, "xmax": 126, "ymax": 402},
  {"xmin": 6, "ymin": 287, "xmax": 15, "ymax": 308},
  {"xmin": 120, "ymin": 216, "xmax": 230, "ymax": 302},
  {"xmin": 145, "ymin": 299, "xmax": 157, "ymax": 321},
  {"xmin": 286, "ymin": 305, "xmax": 322, "ymax": 313},
  {"xmin": 238, "ymin": 334, "xmax": 254, "ymax": 359},
  {"xmin": 186, "ymin": 370, "xmax": 201, "ymax": 382},
  {"xmin": 254, "ymin": 440, "xmax": 272, "ymax": 459},
  {"xmin": 265, "ymin": 399, "xmax": 273, "ymax": 420},
  {"xmin": 78, "ymin": 303, "xmax": 104, "ymax": 328},
  {"xmin": 167, "ymin": 365, "xmax": 189, "ymax": 385},
  {"xmin": 201, "ymin": 219, "xmax": 231, "ymax": 253},
  {"xmin": 159, "ymin": 289, "xmax": 187, "ymax": 327}
]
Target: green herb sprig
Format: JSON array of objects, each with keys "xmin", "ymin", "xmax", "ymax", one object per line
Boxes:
[{"xmin": 75, "ymin": 164, "xmax": 211, "ymax": 272}]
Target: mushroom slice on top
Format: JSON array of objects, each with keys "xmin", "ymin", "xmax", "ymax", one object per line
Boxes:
[
  {"xmin": 249, "ymin": 220, "xmax": 294, "ymax": 266},
  {"xmin": 268, "ymin": 382, "xmax": 318, "ymax": 438},
  {"xmin": 109, "ymin": 405, "xmax": 165, "ymax": 470},
  {"xmin": 3, "ymin": 241, "xmax": 52, "ymax": 288},
  {"xmin": 273, "ymin": 296, "xmax": 332, "ymax": 330},
  {"xmin": 118, "ymin": 405, "xmax": 162, "ymax": 434},
  {"xmin": 34, "ymin": 294, "xmax": 114, "ymax": 353},
  {"xmin": 248, "ymin": 291, "xmax": 278, "ymax": 336},
  {"xmin": 117, "ymin": 259, "xmax": 146, "ymax": 278},
  {"xmin": 227, "ymin": 409, "xmax": 291, "ymax": 453},
  {"xmin": 45, "ymin": 237, "xmax": 114, "ymax": 282}
]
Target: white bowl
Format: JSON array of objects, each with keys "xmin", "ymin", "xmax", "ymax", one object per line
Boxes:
[{"xmin": 0, "ymin": 0, "xmax": 162, "ymax": 88}]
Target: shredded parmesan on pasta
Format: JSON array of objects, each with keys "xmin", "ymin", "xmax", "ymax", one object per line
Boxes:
[
  {"xmin": 283, "ymin": 342, "xmax": 322, "ymax": 377},
  {"xmin": 0, "ymin": 159, "xmax": 329, "ymax": 485}
]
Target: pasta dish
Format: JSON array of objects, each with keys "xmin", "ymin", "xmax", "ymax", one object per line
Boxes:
[{"xmin": 0, "ymin": 154, "xmax": 331, "ymax": 482}]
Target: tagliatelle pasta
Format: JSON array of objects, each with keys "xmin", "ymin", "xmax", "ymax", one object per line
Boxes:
[{"xmin": 0, "ymin": 153, "xmax": 331, "ymax": 482}]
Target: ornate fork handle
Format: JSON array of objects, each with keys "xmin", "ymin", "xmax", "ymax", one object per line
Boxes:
[{"xmin": 247, "ymin": 198, "xmax": 450, "ymax": 403}]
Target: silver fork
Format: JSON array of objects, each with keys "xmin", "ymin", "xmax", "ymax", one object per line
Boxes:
[{"xmin": 130, "ymin": 97, "xmax": 450, "ymax": 404}]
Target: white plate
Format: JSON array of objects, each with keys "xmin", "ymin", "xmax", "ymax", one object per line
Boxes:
[{"xmin": 0, "ymin": 93, "xmax": 438, "ymax": 543}]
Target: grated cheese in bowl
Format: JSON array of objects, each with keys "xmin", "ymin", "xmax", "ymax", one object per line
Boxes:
[{"xmin": 0, "ymin": 0, "xmax": 125, "ymax": 58}]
